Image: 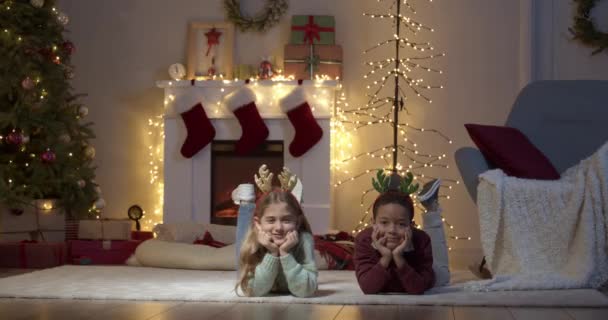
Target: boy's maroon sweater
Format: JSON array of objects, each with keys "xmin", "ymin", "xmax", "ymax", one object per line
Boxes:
[{"xmin": 354, "ymin": 227, "xmax": 435, "ymax": 295}]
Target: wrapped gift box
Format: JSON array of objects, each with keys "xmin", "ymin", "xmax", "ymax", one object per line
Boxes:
[
  {"xmin": 1, "ymin": 199, "xmax": 66, "ymax": 242},
  {"xmin": 131, "ymin": 231, "xmax": 154, "ymax": 241},
  {"xmin": 69, "ymin": 239, "xmax": 142, "ymax": 265},
  {"xmin": 290, "ymin": 15, "xmax": 335, "ymax": 45},
  {"xmin": 78, "ymin": 219, "xmax": 132, "ymax": 240},
  {"xmin": 284, "ymin": 44, "xmax": 342, "ymax": 80},
  {"xmin": 0, "ymin": 241, "xmax": 66, "ymax": 268}
]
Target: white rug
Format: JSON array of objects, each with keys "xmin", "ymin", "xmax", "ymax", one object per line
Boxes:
[{"xmin": 0, "ymin": 265, "xmax": 607, "ymax": 307}]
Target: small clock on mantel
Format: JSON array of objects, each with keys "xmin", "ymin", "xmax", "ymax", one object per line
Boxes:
[
  {"xmin": 127, "ymin": 205, "xmax": 144, "ymax": 231},
  {"xmin": 168, "ymin": 63, "xmax": 186, "ymax": 80}
]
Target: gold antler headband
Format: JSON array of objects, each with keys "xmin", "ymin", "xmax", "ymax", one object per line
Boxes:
[{"xmin": 254, "ymin": 165, "xmax": 301, "ymax": 202}]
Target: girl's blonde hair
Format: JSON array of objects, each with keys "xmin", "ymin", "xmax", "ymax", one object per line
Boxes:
[{"xmin": 235, "ymin": 189, "xmax": 312, "ymax": 296}]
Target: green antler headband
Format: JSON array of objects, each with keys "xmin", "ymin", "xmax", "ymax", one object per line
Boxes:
[{"xmin": 371, "ymin": 170, "xmax": 419, "ymax": 196}]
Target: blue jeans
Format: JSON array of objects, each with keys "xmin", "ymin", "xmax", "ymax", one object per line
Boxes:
[{"xmin": 235, "ymin": 203, "xmax": 255, "ymax": 271}]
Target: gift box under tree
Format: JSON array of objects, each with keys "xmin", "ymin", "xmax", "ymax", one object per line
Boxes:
[
  {"xmin": 290, "ymin": 15, "xmax": 335, "ymax": 45},
  {"xmin": 0, "ymin": 241, "xmax": 66, "ymax": 268},
  {"xmin": 68, "ymin": 239, "xmax": 142, "ymax": 265},
  {"xmin": 284, "ymin": 44, "xmax": 342, "ymax": 80}
]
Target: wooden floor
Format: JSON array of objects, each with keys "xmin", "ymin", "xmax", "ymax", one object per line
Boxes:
[
  {"xmin": 0, "ymin": 300, "xmax": 607, "ymax": 320},
  {"xmin": 1, "ymin": 269, "xmax": 607, "ymax": 320}
]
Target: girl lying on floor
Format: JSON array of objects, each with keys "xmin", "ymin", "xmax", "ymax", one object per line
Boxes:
[{"xmin": 233, "ymin": 165, "xmax": 317, "ymax": 297}]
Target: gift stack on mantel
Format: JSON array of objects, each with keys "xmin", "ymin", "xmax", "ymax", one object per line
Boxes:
[
  {"xmin": 0, "ymin": 204, "xmax": 154, "ymax": 268},
  {"xmin": 284, "ymin": 15, "xmax": 342, "ymax": 80}
]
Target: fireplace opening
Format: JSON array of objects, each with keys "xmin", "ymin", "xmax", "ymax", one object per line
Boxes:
[{"xmin": 210, "ymin": 140, "xmax": 284, "ymax": 226}]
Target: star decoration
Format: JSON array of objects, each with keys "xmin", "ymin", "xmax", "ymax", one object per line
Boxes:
[{"xmin": 205, "ymin": 28, "xmax": 222, "ymax": 56}]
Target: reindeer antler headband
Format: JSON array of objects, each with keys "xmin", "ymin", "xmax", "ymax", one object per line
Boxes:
[
  {"xmin": 372, "ymin": 169, "xmax": 419, "ymax": 195},
  {"xmin": 254, "ymin": 164, "xmax": 302, "ymax": 203}
]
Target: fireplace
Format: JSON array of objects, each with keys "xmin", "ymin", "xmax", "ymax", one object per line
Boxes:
[
  {"xmin": 158, "ymin": 80, "xmax": 338, "ymax": 234},
  {"xmin": 210, "ymin": 140, "xmax": 284, "ymax": 225}
]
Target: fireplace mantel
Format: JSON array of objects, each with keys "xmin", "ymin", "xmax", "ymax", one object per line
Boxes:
[{"xmin": 157, "ymin": 79, "xmax": 339, "ymax": 233}]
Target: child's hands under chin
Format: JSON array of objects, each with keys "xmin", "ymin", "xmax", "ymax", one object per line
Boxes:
[
  {"xmin": 392, "ymin": 228, "xmax": 412, "ymax": 256},
  {"xmin": 256, "ymin": 225, "xmax": 279, "ymax": 256},
  {"xmin": 371, "ymin": 225, "xmax": 392, "ymax": 258},
  {"xmin": 279, "ymin": 230, "xmax": 299, "ymax": 256}
]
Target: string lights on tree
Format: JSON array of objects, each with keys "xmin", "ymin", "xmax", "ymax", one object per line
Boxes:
[
  {"xmin": 332, "ymin": 0, "xmax": 471, "ymax": 249},
  {"xmin": 0, "ymin": 0, "xmax": 103, "ymax": 218}
]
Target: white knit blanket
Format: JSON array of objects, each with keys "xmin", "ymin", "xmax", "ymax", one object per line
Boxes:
[{"xmin": 471, "ymin": 142, "xmax": 608, "ymax": 291}]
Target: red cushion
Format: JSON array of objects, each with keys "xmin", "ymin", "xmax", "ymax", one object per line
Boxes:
[
  {"xmin": 193, "ymin": 231, "xmax": 227, "ymax": 248},
  {"xmin": 465, "ymin": 124, "xmax": 560, "ymax": 180}
]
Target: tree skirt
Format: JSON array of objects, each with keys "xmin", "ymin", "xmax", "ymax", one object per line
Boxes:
[{"xmin": 0, "ymin": 265, "xmax": 607, "ymax": 307}]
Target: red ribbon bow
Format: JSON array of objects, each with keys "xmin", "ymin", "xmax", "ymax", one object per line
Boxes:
[{"xmin": 291, "ymin": 16, "xmax": 335, "ymax": 45}]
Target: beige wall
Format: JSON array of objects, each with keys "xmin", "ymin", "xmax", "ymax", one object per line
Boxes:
[{"xmin": 58, "ymin": 0, "xmax": 529, "ymax": 265}]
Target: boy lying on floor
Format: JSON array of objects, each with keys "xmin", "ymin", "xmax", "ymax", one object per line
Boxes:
[{"xmin": 354, "ymin": 175, "xmax": 441, "ymax": 295}]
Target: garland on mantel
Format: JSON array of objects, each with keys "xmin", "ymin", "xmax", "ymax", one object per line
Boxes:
[
  {"xmin": 570, "ymin": 0, "xmax": 608, "ymax": 55},
  {"xmin": 223, "ymin": 0, "xmax": 288, "ymax": 32}
]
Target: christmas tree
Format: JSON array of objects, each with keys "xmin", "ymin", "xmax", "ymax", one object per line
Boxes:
[
  {"xmin": 0, "ymin": 0, "xmax": 103, "ymax": 218},
  {"xmin": 334, "ymin": 0, "xmax": 470, "ymax": 245}
]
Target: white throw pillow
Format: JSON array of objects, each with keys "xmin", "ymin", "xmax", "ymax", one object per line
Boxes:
[
  {"xmin": 153, "ymin": 222, "xmax": 237, "ymax": 244},
  {"xmin": 134, "ymin": 239, "xmax": 236, "ymax": 270}
]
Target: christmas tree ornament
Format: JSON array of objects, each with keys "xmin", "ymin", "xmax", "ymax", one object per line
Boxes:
[
  {"xmin": 94, "ymin": 186, "xmax": 102, "ymax": 194},
  {"xmin": 279, "ymin": 86, "xmax": 323, "ymax": 157},
  {"xmin": 127, "ymin": 205, "xmax": 144, "ymax": 231},
  {"xmin": 22, "ymin": 134, "xmax": 30, "ymax": 144},
  {"xmin": 180, "ymin": 103, "xmax": 216, "ymax": 158},
  {"xmin": 41, "ymin": 149, "xmax": 56, "ymax": 163},
  {"xmin": 52, "ymin": 55, "xmax": 61, "ymax": 64},
  {"xmin": 59, "ymin": 133, "xmax": 71, "ymax": 143},
  {"xmin": 57, "ymin": 12, "xmax": 69, "ymax": 25},
  {"xmin": 6, "ymin": 132, "xmax": 24, "ymax": 145},
  {"xmin": 30, "ymin": 0, "xmax": 44, "ymax": 8},
  {"xmin": 223, "ymin": 86, "xmax": 269, "ymax": 155},
  {"xmin": 77, "ymin": 179, "xmax": 86, "ymax": 188},
  {"xmin": 21, "ymin": 77, "xmax": 35, "ymax": 90},
  {"xmin": 62, "ymin": 40, "xmax": 75, "ymax": 55},
  {"xmin": 258, "ymin": 58, "xmax": 275, "ymax": 80},
  {"xmin": 94, "ymin": 198, "xmax": 106, "ymax": 209},
  {"xmin": 78, "ymin": 106, "xmax": 89, "ymax": 117},
  {"xmin": 168, "ymin": 63, "xmax": 186, "ymax": 80},
  {"xmin": 84, "ymin": 146, "xmax": 96, "ymax": 159}
]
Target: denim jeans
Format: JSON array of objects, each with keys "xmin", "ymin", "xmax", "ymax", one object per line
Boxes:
[{"xmin": 235, "ymin": 203, "xmax": 256, "ymax": 271}]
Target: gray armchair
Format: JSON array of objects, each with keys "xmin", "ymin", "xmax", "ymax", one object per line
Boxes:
[{"xmin": 455, "ymin": 80, "xmax": 608, "ymax": 203}]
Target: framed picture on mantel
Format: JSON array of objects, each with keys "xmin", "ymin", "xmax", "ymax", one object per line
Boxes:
[{"xmin": 186, "ymin": 22, "xmax": 234, "ymax": 80}]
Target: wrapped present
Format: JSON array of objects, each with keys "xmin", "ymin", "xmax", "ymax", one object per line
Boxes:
[
  {"xmin": 290, "ymin": 15, "xmax": 335, "ymax": 45},
  {"xmin": 284, "ymin": 44, "xmax": 342, "ymax": 80},
  {"xmin": 1, "ymin": 199, "xmax": 66, "ymax": 241},
  {"xmin": 68, "ymin": 239, "xmax": 142, "ymax": 265},
  {"xmin": 131, "ymin": 230, "xmax": 154, "ymax": 241},
  {"xmin": 0, "ymin": 241, "xmax": 66, "ymax": 268},
  {"xmin": 78, "ymin": 219, "xmax": 132, "ymax": 240}
]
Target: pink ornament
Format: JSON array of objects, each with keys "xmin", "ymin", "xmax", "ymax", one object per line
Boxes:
[
  {"xmin": 6, "ymin": 132, "xmax": 23, "ymax": 145},
  {"xmin": 21, "ymin": 77, "xmax": 34, "ymax": 90},
  {"xmin": 41, "ymin": 150, "xmax": 56, "ymax": 163},
  {"xmin": 62, "ymin": 41, "xmax": 75, "ymax": 55}
]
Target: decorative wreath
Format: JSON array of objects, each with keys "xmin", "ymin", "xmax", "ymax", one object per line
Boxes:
[
  {"xmin": 223, "ymin": 0, "xmax": 288, "ymax": 32},
  {"xmin": 570, "ymin": 0, "xmax": 608, "ymax": 55}
]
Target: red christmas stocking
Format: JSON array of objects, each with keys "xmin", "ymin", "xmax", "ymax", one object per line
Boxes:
[
  {"xmin": 224, "ymin": 86, "xmax": 269, "ymax": 155},
  {"xmin": 180, "ymin": 103, "xmax": 216, "ymax": 158},
  {"xmin": 280, "ymin": 87, "xmax": 323, "ymax": 157}
]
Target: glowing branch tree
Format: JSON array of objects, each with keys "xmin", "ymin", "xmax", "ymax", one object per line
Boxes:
[{"xmin": 333, "ymin": 0, "xmax": 470, "ymax": 246}]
